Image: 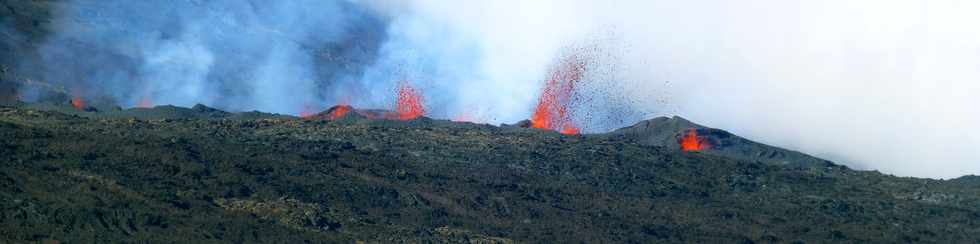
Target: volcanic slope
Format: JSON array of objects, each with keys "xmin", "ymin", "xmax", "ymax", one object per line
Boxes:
[
  {"xmin": 605, "ymin": 116, "xmax": 837, "ymax": 167},
  {"xmin": 2, "ymin": 104, "xmax": 980, "ymax": 243}
]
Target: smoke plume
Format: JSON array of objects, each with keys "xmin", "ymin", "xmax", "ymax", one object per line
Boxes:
[
  {"xmin": 376, "ymin": 0, "xmax": 979, "ymax": 179},
  {"xmin": 26, "ymin": 0, "xmax": 385, "ymax": 114},
  {"xmin": 3, "ymin": 0, "xmax": 978, "ymax": 178}
]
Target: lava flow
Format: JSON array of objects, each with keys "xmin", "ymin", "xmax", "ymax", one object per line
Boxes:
[
  {"xmin": 393, "ymin": 83, "xmax": 426, "ymax": 120},
  {"xmin": 531, "ymin": 54, "xmax": 585, "ymax": 135},
  {"xmin": 680, "ymin": 128, "xmax": 711, "ymax": 152}
]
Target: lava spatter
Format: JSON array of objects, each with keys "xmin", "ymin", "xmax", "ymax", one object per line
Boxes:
[
  {"xmin": 531, "ymin": 52, "xmax": 586, "ymax": 135},
  {"xmin": 680, "ymin": 128, "xmax": 710, "ymax": 151}
]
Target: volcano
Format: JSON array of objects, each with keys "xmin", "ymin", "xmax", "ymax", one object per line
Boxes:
[
  {"xmin": 2, "ymin": 1, "xmax": 980, "ymax": 243},
  {"xmin": 2, "ymin": 101, "xmax": 980, "ymax": 243},
  {"xmin": 606, "ymin": 116, "xmax": 836, "ymax": 167}
]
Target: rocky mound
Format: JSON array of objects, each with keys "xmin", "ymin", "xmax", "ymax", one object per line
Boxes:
[{"xmin": 605, "ymin": 116, "xmax": 835, "ymax": 167}]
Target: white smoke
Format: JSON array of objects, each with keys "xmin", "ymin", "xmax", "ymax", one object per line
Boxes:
[{"xmin": 367, "ymin": 0, "xmax": 980, "ymax": 178}]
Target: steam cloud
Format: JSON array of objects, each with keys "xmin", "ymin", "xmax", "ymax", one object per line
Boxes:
[
  {"xmin": 5, "ymin": 0, "xmax": 980, "ymax": 178},
  {"xmin": 369, "ymin": 1, "xmax": 980, "ymax": 178},
  {"xmin": 27, "ymin": 0, "xmax": 385, "ymax": 114}
]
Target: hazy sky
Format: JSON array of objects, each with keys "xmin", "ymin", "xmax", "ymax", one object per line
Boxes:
[{"xmin": 369, "ymin": 0, "xmax": 980, "ymax": 178}]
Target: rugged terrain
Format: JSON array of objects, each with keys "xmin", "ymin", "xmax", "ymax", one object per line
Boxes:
[
  {"xmin": 2, "ymin": 102, "xmax": 980, "ymax": 243},
  {"xmin": 4, "ymin": 1, "xmax": 980, "ymax": 243}
]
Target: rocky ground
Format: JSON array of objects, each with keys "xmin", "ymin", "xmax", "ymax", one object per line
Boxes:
[
  {"xmin": 2, "ymin": 102, "xmax": 980, "ymax": 243},
  {"xmin": 3, "ymin": 1, "xmax": 980, "ymax": 243}
]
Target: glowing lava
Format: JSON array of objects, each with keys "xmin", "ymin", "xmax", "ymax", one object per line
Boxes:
[
  {"xmin": 531, "ymin": 54, "xmax": 585, "ymax": 135},
  {"xmin": 560, "ymin": 124, "xmax": 580, "ymax": 135},
  {"xmin": 680, "ymin": 128, "xmax": 711, "ymax": 152},
  {"xmin": 71, "ymin": 95, "xmax": 86, "ymax": 110},
  {"xmin": 394, "ymin": 83, "xmax": 426, "ymax": 120},
  {"xmin": 325, "ymin": 104, "xmax": 353, "ymax": 120}
]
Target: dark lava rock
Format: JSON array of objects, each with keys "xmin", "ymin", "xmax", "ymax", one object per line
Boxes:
[
  {"xmin": 603, "ymin": 116, "xmax": 836, "ymax": 167},
  {"xmin": 191, "ymin": 103, "xmax": 232, "ymax": 118},
  {"xmin": 2, "ymin": 105, "xmax": 980, "ymax": 243}
]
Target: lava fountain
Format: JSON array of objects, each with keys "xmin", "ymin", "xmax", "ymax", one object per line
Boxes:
[
  {"xmin": 531, "ymin": 53, "xmax": 586, "ymax": 135},
  {"xmin": 680, "ymin": 128, "xmax": 711, "ymax": 152},
  {"xmin": 325, "ymin": 104, "xmax": 353, "ymax": 120},
  {"xmin": 393, "ymin": 83, "xmax": 426, "ymax": 120},
  {"xmin": 70, "ymin": 92, "xmax": 86, "ymax": 110}
]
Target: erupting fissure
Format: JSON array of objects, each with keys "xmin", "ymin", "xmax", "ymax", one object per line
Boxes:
[
  {"xmin": 312, "ymin": 83, "xmax": 426, "ymax": 121},
  {"xmin": 71, "ymin": 96, "xmax": 85, "ymax": 110},
  {"xmin": 393, "ymin": 83, "xmax": 426, "ymax": 120},
  {"xmin": 326, "ymin": 104, "xmax": 353, "ymax": 120},
  {"xmin": 531, "ymin": 54, "xmax": 586, "ymax": 135},
  {"xmin": 680, "ymin": 128, "xmax": 711, "ymax": 152},
  {"xmin": 70, "ymin": 90, "xmax": 86, "ymax": 110}
]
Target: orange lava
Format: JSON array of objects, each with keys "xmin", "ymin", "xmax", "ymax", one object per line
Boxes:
[
  {"xmin": 531, "ymin": 54, "xmax": 585, "ymax": 135},
  {"xmin": 394, "ymin": 83, "xmax": 426, "ymax": 120},
  {"xmin": 326, "ymin": 105, "xmax": 353, "ymax": 120},
  {"xmin": 137, "ymin": 96, "xmax": 154, "ymax": 108},
  {"xmin": 680, "ymin": 128, "xmax": 711, "ymax": 152},
  {"xmin": 71, "ymin": 95, "xmax": 86, "ymax": 110},
  {"xmin": 560, "ymin": 124, "xmax": 580, "ymax": 135}
]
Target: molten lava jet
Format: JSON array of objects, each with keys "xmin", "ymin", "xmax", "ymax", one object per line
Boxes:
[
  {"xmin": 393, "ymin": 83, "xmax": 426, "ymax": 120},
  {"xmin": 680, "ymin": 128, "xmax": 711, "ymax": 152},
  {"xmin": 531, "ymin": 54, "xmax": 585, "ymax": 135},
  {"xmin": 71, "ymin": 95, "xmax": 86, "ymax": 110},
  {"xmin": 302, "ymin": 86, "xmax": 425, "ymax": 121}
]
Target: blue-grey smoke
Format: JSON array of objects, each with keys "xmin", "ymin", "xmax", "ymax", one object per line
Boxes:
[
  {"xmin": 34, "ymin": 0, "xmax": 385, "ymax": 114},
  {"xmin": 11, "ymin": 0, "xmax": 647, "ymax": 132}
]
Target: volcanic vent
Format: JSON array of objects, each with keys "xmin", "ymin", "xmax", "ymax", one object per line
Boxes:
[
  {"xmin": 306, "ymin": 82, "xmax": 428, "ymax": 121},
  {"xmin": 527, "ymin": 51, "xmax": 591, "ymax": 135}
]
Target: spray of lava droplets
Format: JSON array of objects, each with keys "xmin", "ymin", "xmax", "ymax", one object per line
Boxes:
[
  {"xmin": 531, "ymin": 53, "xmax": 586, "ymax": 135},
  {"xmin": 394, "ymin": 83, "xmax": 426, "ymax": 120},
  {"xmin": 680, "ymin": 128, "xmax": 711, "ymax": 152}
]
